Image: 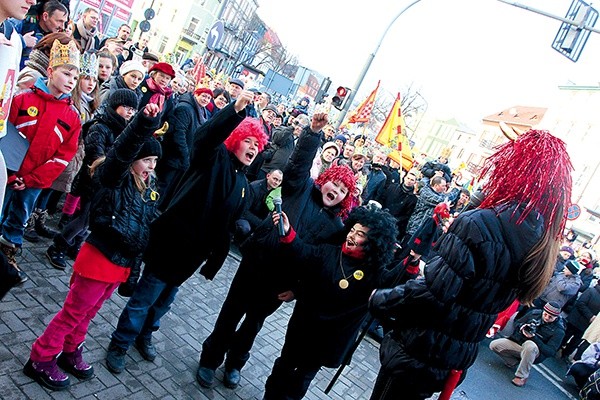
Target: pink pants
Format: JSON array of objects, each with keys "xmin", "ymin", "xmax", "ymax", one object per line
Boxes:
[{"xmin": 30, "ymin": 274, "xmax": 118, "ymax": 362}]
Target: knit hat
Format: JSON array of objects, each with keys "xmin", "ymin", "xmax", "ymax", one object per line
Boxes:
[
  {"xmin": 565, "ymin": 260, "xmax": 582, "ymax": 274},
  {"xmin": 543, "ymin": 301, "xmax": 561, "ymax": 317},
  {"xmin": 560, "ymin": 246, "xmax": 575, "ymax": 257},
  {"xmin": 136, "ymin": 136, "xmax": 162, "ymax": 160},
  {"xmin": 194, "ymin": 87, "xmax": 213, "ymax": 97},
  {"xmin": 120, "ymin": 60, "xmax": 146, "ymax": 77},
  {"xmin": 334, "ymin": 134, "xmax": 347, "ymax": 144},
  {"xmin": 149, "ymin": 62, "xmax": 176, "ymax": 78},
  {"xmin": 229, "ymin": 78, "xmax": 244, "ymax": 89},
  {"xmin": 108, "ymin": 89, "xmax": 139, "ymax": 110}
]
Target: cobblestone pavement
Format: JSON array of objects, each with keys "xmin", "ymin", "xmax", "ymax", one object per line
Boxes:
[{"xmin": 0, "ymin": 236, "xmax": 397, "ymax": 400}]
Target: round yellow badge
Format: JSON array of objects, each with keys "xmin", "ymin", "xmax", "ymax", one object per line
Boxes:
[
  {"xmin": 27, "ymin": 106, "xmax": 38, "ymax": 117},
  {"xmin": 141, "ymin": 86, "xmax": 147, "ymax": 93},
  {"xmin": 353, "ymin": 270, "xmax": 364, "ymax": 281},
  {"xmin": 339, "ymin": 279, "xmax": 349, "ymax": 289},
  {"xmin": 150, "ymin": 191, "xmax": 158, "ymax": 201}
]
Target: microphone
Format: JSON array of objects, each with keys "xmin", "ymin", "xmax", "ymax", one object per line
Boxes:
[{"xmin": 272, "ymin": 197, "xmax": 285, "ymax": 237}]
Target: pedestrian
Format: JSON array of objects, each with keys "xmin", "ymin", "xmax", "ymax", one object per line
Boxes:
[
  {"xmin": 105, "ymin": 91, "xmax": 268, "ymax": 374},
  {"xmin": 368, "ymin": 129, "xmax": 573, "ymax": 399},
  {"xmin": 263, "ymin": 205, "xmax": 398, "ymax": 399},
  {"xmin": 23, "ymin": 103, "xmax": 162, "ymax": 391},
  {"xmin": 98, "ymin": 59, "xmax": 145, "ymax": 107},
  {"xmin": 196, "ymin": 112, "xmax": 356, "ymax": 390}
]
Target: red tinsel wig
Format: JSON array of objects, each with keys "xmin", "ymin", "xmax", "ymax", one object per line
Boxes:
[
  {"xmin": 224, "ymin": 117, "xmax": 269, "ymax": 154},
  {"xmin": 478, "ymin": 129, "xmax": 572, "ymax": 235},
  {"xmin": 315, "ymin": 165, "xmax": 357, "ymax": 218}
]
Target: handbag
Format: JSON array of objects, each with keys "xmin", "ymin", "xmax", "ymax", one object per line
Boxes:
[{"xmin": 0, "ymin": 122, "xmax": 30, "ymax": 173}]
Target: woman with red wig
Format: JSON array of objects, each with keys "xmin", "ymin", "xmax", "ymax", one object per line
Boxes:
[
  {"xmin": 105, "ymin": 90, "xmax": 269, "ymax": 374},
  {"xmin": 368, "ymin": 129, "xmax": 573, "ymax": 399},
  {"xmin": 196, "ymin": 113, "xmax": 357, "ymax": 390}
]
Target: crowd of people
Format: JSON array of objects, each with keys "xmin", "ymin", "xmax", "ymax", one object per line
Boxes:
[{"xmin": 0, "ymin": 1, "xmax": 593, "ymax": 399}]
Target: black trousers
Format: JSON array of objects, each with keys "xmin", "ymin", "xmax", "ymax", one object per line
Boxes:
[
  {"xmin": 569, "ymin": 362, "xmax": 598, "ymax": 389},
  {"xmin": 263, "ymin": 345, "xmax": 320, "ymax": 400},
  {"xmin": 200, "ymin": 257, "xmax": 283, "ymax": 371}
]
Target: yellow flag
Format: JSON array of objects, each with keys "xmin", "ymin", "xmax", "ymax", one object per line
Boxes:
[
  {"xmin": 348, "ymin": 81, "xmax": 380, "ymax": 124},
  {"xmin": 375, "ymin": 93, "xmax": 413, "ymax": 171}
]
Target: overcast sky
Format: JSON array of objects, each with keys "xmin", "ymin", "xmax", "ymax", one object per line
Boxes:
[{"xmin": 257, "ymin": 0, "xmax": 600, "ymax": 126}]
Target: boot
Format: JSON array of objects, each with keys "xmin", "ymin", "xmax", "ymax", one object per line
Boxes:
[
  {"xmin": 223, "ymin": 368, "xmax": 241, "ymax": 389},
  {"xmin": 35, "ymin": 209, "xmax": 58, "ymax": 239},
  {"xmin": 106, "ymin": 341, "xmax": 127, "ymax": 374},
  {"xmin": 23, "ymin": 356, "xmax": 71, "ymax": 391},
  {"xmin": 0, "ymin": 237, "xmax": 27, "ymax": 284},
  {"xmin": 46, "ymin": 244, "xmax": 67, "ymax": 270},
  {"xmin": 196, "ymin": 365, "xmax": 215, "ymax": 388},
  {"xmin": 23, "ymin": 211, "xmax": 40, "ymax": 243},
  {"xmin": 57, "ymin": 343, "xmax": 94, "ymax": 380},
  {"xmin": 134, "ymin": 336, "xmax": 157, "ymax": 361}
]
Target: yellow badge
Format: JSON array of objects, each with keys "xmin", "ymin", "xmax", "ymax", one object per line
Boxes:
[
  {"xmin": 339, "ymin": 279, "xmax": 349, "ymax": 289},
  {"xmin": 27, "ymin": 106, "xmax": 38, "ymax": 117},
  {"xmin": 353, "ymin": 270, "xmax": 364, "ymax": 281},
  {"xmin": 150, "ymin": 190, "xmax": 158, "ymax": 201},
  {"xmin": 141, "ymin": 86, "xmax": 147, "ymax": 93}
]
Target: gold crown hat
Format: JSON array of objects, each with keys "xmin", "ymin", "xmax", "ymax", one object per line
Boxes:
[
  {"xmin": 49, "ymin": 39, "xmax": 81, "ymax": 70},
  {"xmin": 80, "ymin": 52, "xmax": 99, "ymax": 77}
]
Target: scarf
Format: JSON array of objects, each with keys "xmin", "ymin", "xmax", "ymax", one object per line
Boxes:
[
  {"xmin": 76, "ymin": 19, "xmax": 97, "ymax": 52},
  {"xmin": 25, "ymin": 50, "xmax": 49, "ymax": 77},
  {"xmin": 342, "ymin": 242, "xmax": 365, "ymax": 259},
  {"xmin": 144, "ymin": 78, "xmax": 173, "ymax": 112}
]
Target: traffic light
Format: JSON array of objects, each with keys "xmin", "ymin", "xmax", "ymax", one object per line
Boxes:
[{"xmin": 331, "ymin": 86, "xmax": 351, "ymax": 110}]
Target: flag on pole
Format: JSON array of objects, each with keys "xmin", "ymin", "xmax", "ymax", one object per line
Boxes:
[
  {"xmin": 375, "ymin": 93, "xmax": 414, "ymax": 171},
  {"xmin": 347, "ymin": 80, "xmax": 380, "ymax": 124}
]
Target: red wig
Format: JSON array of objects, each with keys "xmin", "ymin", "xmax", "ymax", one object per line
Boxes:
[
  {"xmin": 315, "ymin": 165, "xmax": 357, "ymax": 218},
  {"xmin": 478, "ymin": 129, "xmax": 572, "ymax": 235},
  {"xmin": 224, "ymin": 117, "xmax": 269, "ymax": 153}
]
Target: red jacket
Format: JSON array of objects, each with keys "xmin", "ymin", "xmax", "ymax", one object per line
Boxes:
[{"xmin": 8, "ymin": 84, "xmax": 81, "ymax": 188}]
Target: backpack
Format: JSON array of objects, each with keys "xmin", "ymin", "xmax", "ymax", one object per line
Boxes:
[{"xmin": 581, "ymin": 369, "xmax": 600, "ymax": 400}]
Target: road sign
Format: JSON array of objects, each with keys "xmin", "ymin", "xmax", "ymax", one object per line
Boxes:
[
  {"xmin": 139, "ymin": 20, "xmax": 151, "ymax": 32},
  {"xmin": 144, "ymin": 8, "xmax": 155, "ymax": 20},
  {"xmin": 206, "ymin": 20, "xmax": 224, "ymax": 50},
  {"xmin": 552, "ymin": 0, "xmax": 598, "ymax": 62},
  {"xmin": 567, "ymin": 203, "xmax": 582, "ymax": 220}
]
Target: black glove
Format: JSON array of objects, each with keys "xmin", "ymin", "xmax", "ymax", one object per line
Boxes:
[{"xmin": 117, "ymin": 281, "xmax": 137, "ymax": 297}]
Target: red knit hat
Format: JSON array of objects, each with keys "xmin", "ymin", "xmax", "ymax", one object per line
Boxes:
[
  {"xmin": 194, "ymin": 87, "xmax": 214, "ymax": 97},
  {"xmin": 149, "ymin": 62, "xmax": 175, "ymax": 78}
]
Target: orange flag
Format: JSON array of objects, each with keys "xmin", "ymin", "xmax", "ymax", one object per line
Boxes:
[
  {"xmin": 375, "ymin": 93, "xmax": 413, "ymax": 171},
  {"xmin": 347, "ymin": 81, "xmax": 380, "ymax": 124}
]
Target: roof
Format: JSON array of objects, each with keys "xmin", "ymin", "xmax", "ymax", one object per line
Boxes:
[{"xmin": 482, "ymin": 106, "xmax": 547, "ymax": 128}]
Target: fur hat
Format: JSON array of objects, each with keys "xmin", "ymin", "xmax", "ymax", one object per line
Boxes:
[
  {"xmin": 136, "ymin": 136, "xmax": 162, "ymax": 160},
  {"xmin": 543, "ymin": 301, "xmax": 561, "ymax": 317},
  {"xmin": 149, "ymin": 62, "xmax": 176, "ymax": 78},
  {"xmin": 120, "ymin": 60, "xmax": 146, "ymax": 77},
  {"xmin": 108, "ymin": 89, "xmax": 139, "ymax": 110}
]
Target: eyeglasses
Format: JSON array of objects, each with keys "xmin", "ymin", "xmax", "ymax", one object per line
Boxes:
[{"xmin": 122, "ymin": 106, "xmax": 136, "ymax": 113}]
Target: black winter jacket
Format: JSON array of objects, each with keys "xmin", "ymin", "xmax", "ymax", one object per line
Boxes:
[
  {"xmin": 161, "ymin": 92, "xmax": 208, "ymax": 170},
  {"xmin": 143, "ymin": 103, "xmax": 247, "ymax": 286},
  {"xmin": 568, "ymin": 285, "xmax": 600, "ymax": 332},
  {"xmin": 241, "ymin": 179, "xmax": 272, "ymax": 229},
  {"xmin": 510, "ymin": 308, "xmax": 566, "ymax": 362},
  {"xmin": 370, "ymin": 205, "xmax": 544, "ymax": 380},
  {"xmin": 379, "ymin": 183, "xmax": 417, "ymax": 238},
  {"xmin": 86, "ymin": 111, "xmax": 160, "ymax": 269},
  {"xmin": 421, "ymin": 160, "xmax": 452, "ymax": 183},
  {"xmin": 261, "ymin": 126, "xmax": 296, "ymax": 174},
  {"xmin": 70, "ymin": 108, "xmax": 127, "ymax": 199}
]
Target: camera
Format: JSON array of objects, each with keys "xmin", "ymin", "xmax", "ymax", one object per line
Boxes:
[{"xmin": 522, "ymin": 320, "xmax": 541, "ymax": 336}]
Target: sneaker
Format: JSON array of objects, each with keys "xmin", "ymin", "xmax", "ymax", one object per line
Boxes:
[
  {"xmin": 35, "ymin": 209, "xmax": 58, "ymax": 239},
  {"xmin": 196, "ymin": 365, "xmax": 215, "ymax": 388},
  {"xmin": 223, "ymin": 368, "xmax": 241, "ymax": 389},
  {"xmin": 106, "ymin": 342, "xmax": 127, "ymax": 374},
  {"xmin": 57, "ymin": 343, "xmax": 94, "ymax": 380},
  {"xmin": 23, "ymin": 357, "xmax": 71, "ymax": 391},
  {"xmin": 46, "ymin": 245, "xmax": 67, "ymax": 270},
  {"xmin": 134, "ymin": 337, "xmax": 157, "ymax": 361}
]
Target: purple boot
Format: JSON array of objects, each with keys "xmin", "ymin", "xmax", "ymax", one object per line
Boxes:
[
  {"xmin": 23, "ymin": 356, "xmax": 71, "ymax": 391},
  {"xmin": 58, "ymin": 343, "xmax": 94, "ymax": 380}
]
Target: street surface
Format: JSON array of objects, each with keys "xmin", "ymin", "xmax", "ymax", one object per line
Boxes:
[{"xmin": 0, "ymin": 237, "xmax": 581, "ymax": 399}]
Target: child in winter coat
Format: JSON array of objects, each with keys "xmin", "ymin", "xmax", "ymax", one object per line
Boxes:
[{"xmin": 23, "ymin": 103, "xmax": 162, "ymax": 391}]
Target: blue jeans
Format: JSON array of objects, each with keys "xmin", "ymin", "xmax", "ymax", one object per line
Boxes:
[
  {"xmin": 1, "ymin": 187, "xmax": 42, "ymax": 246},
  {"xmin": 111, "ymin": 269, "xmax": 179, "ymax": 350}
]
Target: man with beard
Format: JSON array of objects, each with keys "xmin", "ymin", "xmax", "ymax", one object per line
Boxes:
[
  {"xmin": 105, "ymin": 91, "xmax": 269, "ymax": 374},
  {"xmin": 362, "ymin": 150, "xmax": 388, "ymax": 203}
]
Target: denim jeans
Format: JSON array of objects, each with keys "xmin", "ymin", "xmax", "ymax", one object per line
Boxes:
[
  {"xmin": 111, "ymin": 269, "xmax": 179, "ymax": 349},
  {"xmin": 1, "ymin": 187, "xmax": 42, "ymax": 246}
]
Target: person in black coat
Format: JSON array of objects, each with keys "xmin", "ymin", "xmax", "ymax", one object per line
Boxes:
[
  {"xmin": 261, "ymin": 113, "xmax": 310, "ymax": 175},
  {"xmin": 105, "ymin": 90, "xmax": 268, "ymax": 374},
  {"xmin": 420, "ymin": 156, "xmax": 452, "ymax": 183},
  {"xmin": 263, "ymin": 205, "xmax": 398, "ymax": 399},
  {"xmin": 196, "ymin": 112, "xmax": 357, "ymax": 390},
  {"xmin": 368, "ymin": 129, "xmax": 573, "ymax": 399},
  {"xmin": 379, "ymin": 170, "xmax": 418, "ymax": 240},
  {"xmin": 562, "ymin": 284, "xmax": 600, "ymax": 358},
  {"xmin": 156, "ymin": 87, "xmax": 211, "ymax": 209}
]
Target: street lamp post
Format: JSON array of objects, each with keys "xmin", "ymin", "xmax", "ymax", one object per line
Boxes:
[{"xmin": 335, "ymin": 0, "xmax": 422, "ymax": 128}]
